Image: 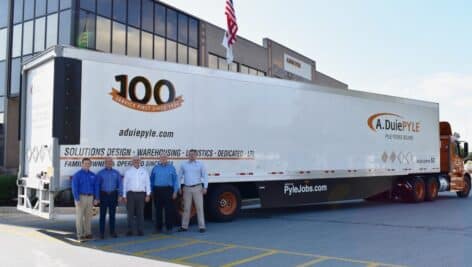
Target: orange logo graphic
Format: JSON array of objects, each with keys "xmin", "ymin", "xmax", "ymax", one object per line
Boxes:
[{"xmin": 367, "ymin": 112, "xmax": 420, "ymax": 133}]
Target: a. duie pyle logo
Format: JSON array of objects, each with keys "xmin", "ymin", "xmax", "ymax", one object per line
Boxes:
[
  {"xmin": 110, "ymin": 75, "xmax": 184, "ymax": 112},
  {"xmin": 367, "ymin": 112, "xmax": 421, "ymax": 133}
]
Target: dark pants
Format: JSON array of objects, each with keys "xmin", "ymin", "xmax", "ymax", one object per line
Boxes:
[
  {"xmin": 126, "ymin": 191, "xmax": 146, "ymax": 233},
  {"xmin": 99, "ymin": 191, "xmax": 118, "ymax": 235},
  {"xmin": 153, "ymin": 186, "xmax": 176, "ymax": 230}
]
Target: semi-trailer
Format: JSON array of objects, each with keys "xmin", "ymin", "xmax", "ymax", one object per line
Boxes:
[{"xmin": 17, "ymin": 46, "xmax": 470, "ymax": 221}]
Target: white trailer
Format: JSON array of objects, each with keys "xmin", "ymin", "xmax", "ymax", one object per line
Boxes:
[{"xmin": 17, "ymin": 46, "xmax": 470, "ymax": 220}]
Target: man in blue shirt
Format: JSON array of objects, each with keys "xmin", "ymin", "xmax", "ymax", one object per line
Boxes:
[
  {"xmin": 178, "ymin": 149, "xmax": 208, "ymax": 233},
  {"xmin": 96, "ymin": 157, "xmax": 122, "ymax": 239},
  {"xmin": 71, "ymin": 158, "xmax": 99, "ymax": 241},
  {"xmin": 150, "ymin": 153, "xmax": 180, "ymax": 233}
]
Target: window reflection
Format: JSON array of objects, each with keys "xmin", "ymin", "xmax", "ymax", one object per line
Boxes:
[
  {"xmin": 96, "ymin": 16, "xmax": 111, "ymax": 52},
  {"xmin": 34, "ymin": 17, "xmax": 46, "ymax": 53},
  {"xmin": 127, "ymin": 26, "xmax": 140, "ymax": 57},
  {"xmin": 154, "ymin": 35, "xmax": 165, "ymax": 61},
  {"xmin": 46, "ymin": 13, "xmax": 58, "ymax": 48},
  {"xmin": 112, "ymin": 21, "xmax": 126, "ymax": 55}
]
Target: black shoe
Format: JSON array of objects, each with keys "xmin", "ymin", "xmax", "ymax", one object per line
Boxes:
[
  {"xmin": 110, "ymin": 233, "xmax": 118, "ymax": 238},
  {"xmin": 126, "ymin": 231, "xmax": 133, "ymax": 236},
  {"xmin": 199, "ymin": 228, "xmax": 206, "ymax": 233},
  {"xmin": 137, "ymin": 231, "xmax": 144, "ymax": 236},
  {"xmin": 178, "ymin": 227, "xmax": 188, "ymax": 232},
  {"xmin": 100, "ymin": 234, "xmax": 105, "ymax": 239}
]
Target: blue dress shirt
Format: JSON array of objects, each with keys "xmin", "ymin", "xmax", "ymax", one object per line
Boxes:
[
  {"xmin": 96, "ymin": 168, "xmax": 122, "ymax": 200},
  {"xmin": 150, "ymin": 162, "xmax": 180, "ymax": 193},
  {"xmin": 71, "ymin": 169, "xmax": 99, "ymax": 201},
  {"xmin": 179, "ymin": 160, "xmax": 208, "ymax": 189}
]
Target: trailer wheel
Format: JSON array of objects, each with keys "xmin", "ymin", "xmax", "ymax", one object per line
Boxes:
[
  {"xmin": 424, "ymin": 178, "xmax": 439, "ymax": 201},
  {"xmin": 457, "ymin": 175, "xmax": 471, "ymax": 198},
  {"xmin": 207, "ymin": 184, "xmax": 241, "ymax": 222},
  {"xmin": 408, "ymin": 177, "xmax": 426, "ymax": 203}
]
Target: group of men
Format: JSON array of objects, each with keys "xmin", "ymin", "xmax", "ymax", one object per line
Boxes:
[{"xmin": 71, "ymin": 149, "xmax": 208, "ymax": 241}]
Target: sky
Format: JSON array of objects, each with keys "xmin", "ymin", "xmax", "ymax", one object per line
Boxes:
[{"xmin": 165, "ymin": 0, "xmax": 472, "ymax": 143}]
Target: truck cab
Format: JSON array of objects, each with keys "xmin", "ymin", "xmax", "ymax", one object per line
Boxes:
[{"xmin": 440, "ymin": 122, "xmax": 470, "ymax": 196}]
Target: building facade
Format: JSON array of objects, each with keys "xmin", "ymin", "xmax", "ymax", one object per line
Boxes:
[{"xmin": 0, "ymin": 0, "xmax": 347, "ymax": 170}]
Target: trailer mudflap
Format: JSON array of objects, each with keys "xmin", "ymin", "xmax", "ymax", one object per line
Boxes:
[{"xmin": 257, "ymin": 177, "xmax": 396, "ymax": 208}]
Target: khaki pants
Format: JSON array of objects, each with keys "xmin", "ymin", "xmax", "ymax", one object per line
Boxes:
[
  {"xmin": 75, "ymin": 195, "xmax": 93, "ymax": 238},
  {"xmin": 182, "ymin": 185, "xmax": 205, "ymax": 229}
]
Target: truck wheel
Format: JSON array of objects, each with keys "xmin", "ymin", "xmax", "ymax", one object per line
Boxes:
[
  {"xmin": 457, "ymin": 175, "xmax": 471, "ymax": 198},
  {"xmin": 207, "ymin": 184, "xmax": 241, "ymax": 222},
  {"xmin": 408, "ymin": 177, "xmax": 425, "ymax": 203},
  {"xmin": 425, "ymin": 178, "xmax": 439, "ymax": 201}
]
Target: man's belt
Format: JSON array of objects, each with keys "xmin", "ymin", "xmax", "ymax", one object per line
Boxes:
[{"xmin": 185, "ymin": 183, "xmax": 203, "ymax": 187}]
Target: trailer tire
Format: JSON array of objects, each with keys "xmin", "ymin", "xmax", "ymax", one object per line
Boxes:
[
  {"xmin": 207, "ymin": 184, "xmax": 241, "ymax": 222},
  {"xmin": 424, "ymin": 178, "xmax": 439, "ymax": 201},
  {"xmin": 457, "ymin": 175, "xmax": 471, "ymax": 198},
  {"xmin": 408, "ymin": 177, "xmax": 426, "ymax": 203}
]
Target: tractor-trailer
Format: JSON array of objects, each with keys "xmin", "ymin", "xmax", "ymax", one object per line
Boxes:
[{"xmin": 17, "ymin": 46, "xmax": 470, "ymax": 221}]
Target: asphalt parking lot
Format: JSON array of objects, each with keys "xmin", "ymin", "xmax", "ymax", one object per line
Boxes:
[{"xmin": 1, "ymin": 192, "xmax": 472, "ymax": 267}]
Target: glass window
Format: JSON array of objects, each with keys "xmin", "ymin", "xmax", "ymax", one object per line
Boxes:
[
  {"xmin": 59, "ymin": 10, "xmax": 71, "ymax": 45},
  {"xmin": 189, "ymin": 47, "xmax": 197, "ymax": 66},
  {"xmin": 0, "ymin": 96, "xmax": 4, "ymax": 111},
  {"xmin": 141, "ymin": 31, "xmax": 153, "ymax": 59},
  {"xmin": 240, "ymin": 65, "xmax": 249, "ymax": 74},
  {"xmin": 142, "ymin": 0, "xmax": 153, "ymax": 33},
  {"xmin": 178, "ymin": 14, "xmax": 188, "ymax": 44},
  {"xmin": 249, "ymin": 68, "xmax": 258, "ymax": 76},
  {"xmin": 35, "ymin": 0, "xmax": 46, "ymax": 17},
  {"xmin": 10, "ymin": 58, "xmax": 21, "ymax": 95},
  {"xmin": 46, "ymin": 13, "xmax": 58, "ymax": 48},
  {"xmin": 96, "ymin": 16, "xmax": 111, "ymax": 53},
  {"xmin": 34, "ymin": 17, "xmax": 46, "ymax": 53},
  {"xmin": 127, "ymin": 26, "xmax": 140, "ymax": 57},
  {"xmin": 47, "ymin": 0, "xmax": 58, "ymax": 14},
  {"xmin": 189, "ymin": 18, "xmax": 198, "ymax": 48},
  {"xmin": 81, "ymin": 0, "xmax": 95, "ymax": 12},
  {"xmin": 154, "ymin": 3, "xmax": 165, "ymax": 36},
  {"xmin": 128, "ymin": 0, "xmax": 140, "ymax": 28},
  {"xmin": 0, "ymin": 0, "xmax": 9, "ymax": 28},
  {"xmin": 24, "ymin": 0, "xmax": 34, "ymax": 21},
  {"xmin": 208, "ymin": 54, "xmax": 217, "ymax": 69},
  {"xmin": 257, "ymin": 71, "xmax": 266, "ymax": 77},
  {"xmin": 77, "ymin": 11, "xmax": 96, "ymax": 49},
  {"xmin": 177, "ymin": 44, "xmax": 187, "ymax": 64},
  {"xmin": 97, "ymin": 0, "xmax": 112, "ymax": 17},
  {"xmin": 229, "ymin": 62, "xmax": 237, "ymax": 72},
  {"xmin": 13, "ymin": 0, "xmax": 23, "ymax": 24},
  {"xmin": 60, "ymin": 0, "xmax": 71, "ymax": 10},
  {"xmin": 113, "ymin": 0, "xmax": 126, "ymax": 23},
  {"xmin": 23, "ymin": 21, "xmax": 33, "ymax": 55},
  {"xmin": 112, "ymin": 21, "xmax": 126, "ymax": 55},
  {"xmin": 154, "ymin": 35, "xmax": 165, "ymax": 61},
  {"xmin": 218, "ymin": 57, "xmax": 228, "ymax": 71},
  {"xmin": 166, "ymin": 40, "xmax": 176, "ymax": 62},
  {"xmin": 12, "ymin": 24, "xmax": 22, "ymax": 58},
  {"xmin": 166, "ymin": 8, "xmax": 177, "ymax": 41},
  {"xmin": 0, "ymin": 29, "xmax": 6, "ymax": 60},
  {"xmin": 0, "ymin": 61, "xmax": 5, "ymax": 95}
]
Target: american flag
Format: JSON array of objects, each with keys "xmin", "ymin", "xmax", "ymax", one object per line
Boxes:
[{"xmin": 222, "ymin": 0, "xmax": 238, "ymax": 63}]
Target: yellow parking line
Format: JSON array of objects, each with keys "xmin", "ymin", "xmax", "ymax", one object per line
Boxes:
[
  {"xmin": 296, "ymin": 256, "xmax": 330, "ymax": 267},
  {"xmin": 173, "ymin": 245, "xmax": 236, "ymax": 262},
  {"xmin": 133, "ymin": 239, "xmax": 201, "ymax": 256},
  {"xmin": 221, "ymin": 250, "xmax": 278, "ymax": 267},
  {"xmin": 98, "ymin": 235, "xmax": 170, "ymax": 249}
]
